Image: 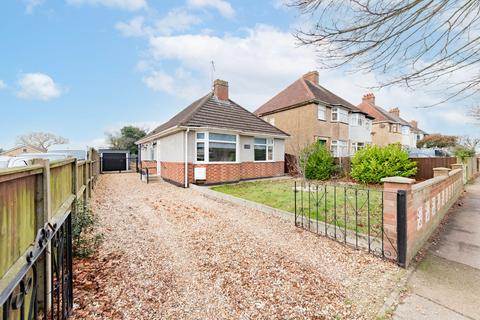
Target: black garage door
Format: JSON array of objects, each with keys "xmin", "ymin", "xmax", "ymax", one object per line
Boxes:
[{"xmin": 102, "ymin": 153, "xmax": 127, "ymax": 172}]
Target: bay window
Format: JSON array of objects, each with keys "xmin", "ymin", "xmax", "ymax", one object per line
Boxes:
[
  {"xmin": 332, "ymin": 107, "xmax": 349, "ymax": 123},
  {"xmin": 254, "ymin": 138, "xmax": 274, "ymax": 161},
  {"xmin": 195, "ymin": 132, "xmax": 237, "ymax": 163},
  {"xmin": 331, "ymin": 140, "xmax": 348, "ymax": 157}
]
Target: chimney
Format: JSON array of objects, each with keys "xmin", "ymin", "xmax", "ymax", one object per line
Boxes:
[
  {"xmin": 389, "ymin": 107, "xmax": 400, "ymax": 117},
  {"xmin": 213, "ymin": 79, "xmax": 229, "ymax": 101},
  {"xmin": 302, "ymin": 71, "xmax": 319, "ymax": 85},
  {"xmin": 409, "ymin": 120, "xmax": 418, "ymax": 129},
  {"xmin": 362, "ymin": 93, "xmax": 375, "ymax": 105}
]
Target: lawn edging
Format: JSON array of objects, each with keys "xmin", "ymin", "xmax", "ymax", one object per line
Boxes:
[{"xmin": 190, "ymin": 184, "xmax": 294, "ymax": 223}]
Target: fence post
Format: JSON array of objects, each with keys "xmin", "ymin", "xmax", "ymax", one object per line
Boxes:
[
  {"xmin": 396, "ymin": 190, "xmax": 407, "ymax": 268},
  {"xmin": 381, "ymin": 176, "xmax": 415, "ymax": 267},
  {"xmin": 32, "ymin": 159, "xmax": 51, "ymax": 311}
]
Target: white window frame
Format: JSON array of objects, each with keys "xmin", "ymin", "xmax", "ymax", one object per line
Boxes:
[
  {"xmin": 332, "ymin": 107, "xmax": 349, "ymax": 123},
  {"xmin": 401, "ymin": 126, "xmax": 410, "ymax": 135},
  {"xmin": 317, "ymin": 105, "xmax": 326, "ymax": 121},
  {"xmin": 195, "ymin": 131, "xmax": 239, "ymax": 164},
  {"xmin": 254, "ymin": 137, "xmax": 274, "ymax": 162},
  {"xmin": 331, "ymin": 140, "xmax": 348, "ymax": 157}
]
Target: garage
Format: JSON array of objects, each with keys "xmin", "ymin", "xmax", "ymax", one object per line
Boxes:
[{"xmin": 99, "ymin": 149, "xmax": 130, "ymax": 172}]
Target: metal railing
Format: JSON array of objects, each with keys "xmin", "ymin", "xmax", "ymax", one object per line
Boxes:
[{"xmin": 294, "ymin": 181, "xmax": 398, "ymax": 260}]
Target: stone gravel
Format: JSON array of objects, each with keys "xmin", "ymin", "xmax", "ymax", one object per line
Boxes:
[{"xmin": 72, "ymin": 173, "xmax": 405, "ymax": 319}]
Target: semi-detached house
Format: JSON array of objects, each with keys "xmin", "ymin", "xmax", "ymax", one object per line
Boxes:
[
  {"xmin": 254, "ymin": 71, "xmax": 374, "ymax": 157},
  {"xmin": 136, "ymin": 79, "xmax": 288, "ymax": 187},
  {"xmin": 357, "ymin": 93, "xmax": 427, "ymax": 148}
]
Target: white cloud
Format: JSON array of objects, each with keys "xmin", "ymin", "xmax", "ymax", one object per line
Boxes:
[
  {"xmin": 143, "ymin": 71, "xmax": 175, "ymax": 93},
  {"xmin": 115, "ymin": 9, "xmax": 201, "ymax": 38},
  {"xmin": 23, "ymin": 0, "xmax": 44, "ymax": 13},
  {"xmin": 145, "ymin": 24, "xmax": 318, "ymax": 105},
  {"xmin": 16, "ymin": 73, "xmax": 62, "ymax": 101},
  {"xmin": 187, "ymin": 0, "xmax": 234, "ymax": 18},
  {"xmin": 66, "ymin": 0, "xmax": 147, "ymax": 11},
  {"xmin": 0, "ymin": 80, "xmax": 6, "ymax": 89}
]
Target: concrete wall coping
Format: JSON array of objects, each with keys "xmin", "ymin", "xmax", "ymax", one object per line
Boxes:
[
  {"xmin": 412, "ymin": 176, "xmax": 447, "ymax": 192},
  {"xmin": 381, "ymin": 176, "xmax": 416, "ymax": 184},
  {"xmin": 449, "ymin": 168, "xmax": 463, "ymax": 176},
  {"xmin": 433, "ymin": 167, "xmax": 451, "ymax": 171}
]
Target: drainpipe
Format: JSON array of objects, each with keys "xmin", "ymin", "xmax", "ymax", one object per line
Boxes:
[{"xmin": 184, "ymin": 128, "xmax": 190, "ymax": 188}]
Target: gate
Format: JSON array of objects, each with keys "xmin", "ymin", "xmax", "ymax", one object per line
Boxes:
[
  {"xmin": 294, "ymin": 181, "xmax": 398, "ymax": 260},
  {"xmin": 101, "ymin": 153, "xmax": 127, "ymax": 172},
  {"xmin": 0, "ymin": 212, "xmax": 73, "ymax": 320}
]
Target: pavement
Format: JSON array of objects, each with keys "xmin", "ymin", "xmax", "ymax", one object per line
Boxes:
[{"xmin": 393, "ymin": 177, "xmax": 480, "ymax": 320}]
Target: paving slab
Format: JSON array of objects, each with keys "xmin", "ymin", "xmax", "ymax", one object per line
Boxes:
[
  {"xmin": 394, "ymin": 294, "xmax": 469, "ymax": 320},
  {"xmin": 393, "ymin": 177, "xmax": 480, "ymax": 320}
]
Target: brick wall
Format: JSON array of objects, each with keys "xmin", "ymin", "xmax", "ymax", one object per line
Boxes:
[
  {"xmin": 160, "ymin": 162, "xmax": 185, "ymax": 185},
  {"xmin": 382, "ymin": 166, "xmax": 464, "ymax": 266},
  {"xmin": 159, "ymin": 161, "xmax": 284, "ymax": 186},
  {"xmin": 140, "ymin": 160, "xmax": 157, "ymax": 175}
]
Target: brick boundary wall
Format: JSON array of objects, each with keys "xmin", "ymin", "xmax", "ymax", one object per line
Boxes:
[
  {"xmin": 157, "ymin": 161, "xmax": 285, "ymax": 186},
  {"xmin": 382, "ymin": 165, "xmax": 465, "ymax": 266}
]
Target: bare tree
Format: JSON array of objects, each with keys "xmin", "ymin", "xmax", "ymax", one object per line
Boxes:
[
  {"xmin": 16, "ymin": 132, "xmax": 69, "ymax": 152},
  {"xmin": 291, "ymin": 0, "xmax": 480, "ymax": 105},
  {"xmin": 470, "ymin": 105, "xmax": 480, "ymax": 122},
  {"xmin": 458, "ymin": 135, "xmax": 480, "ymax": 150}
]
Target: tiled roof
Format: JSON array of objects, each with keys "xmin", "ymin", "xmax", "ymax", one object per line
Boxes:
[
  {"xmin": 141, "ymin": 93, "xmax": 288, "ymax": 141},
  {"xmin": 254, "ymin": 77, "xmax": 369, "ymax": 117},
  {"xmin": 357, "ymin": 98, "xmax": 428, "ymax": 134}
]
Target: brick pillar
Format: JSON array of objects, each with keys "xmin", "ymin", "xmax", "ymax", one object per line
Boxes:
[
  {"xmin": 433, "ymin": 167, "xmax": 451, "ymax": 178},
  {"xmin": 381, "ymin": 177, "xmax": 415, "ymax": 265}
]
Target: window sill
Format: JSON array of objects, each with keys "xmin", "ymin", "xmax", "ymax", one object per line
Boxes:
[{"xmin": 253, "ymin": 160, "xmax": 275, "ymax": 163}]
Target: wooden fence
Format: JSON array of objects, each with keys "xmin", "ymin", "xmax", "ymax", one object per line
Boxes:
[
  {"xmin": 410, "ymin": 157, "xmax": 457, "ymax": 181},
  {"xmin": 0, "ymin": 149, "xmax": 100, "ymax": 318}
]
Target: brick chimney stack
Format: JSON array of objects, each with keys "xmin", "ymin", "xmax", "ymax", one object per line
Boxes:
[
  {"xmin": 213, "ymin": 79, "xmax": 229, "ymax": 101},
  {"xmin": 303, "ymin": 71, "xmax": 319, "ymax": 85},
  {"xmin": 389, "ymin": 107, "xmax": 400, "ymax": 117},
  {"xmin": 362, "ymin": 93, "xmax": 375, "ymax": 105},
  {"xmin": 409, "ymin": 120, "xmax": 418, "ymax": 129}
]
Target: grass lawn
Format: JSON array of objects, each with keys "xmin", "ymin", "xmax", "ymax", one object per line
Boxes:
[{"xmin": 211, "ymin": 179, "xmax": 384, "ymax": 235}]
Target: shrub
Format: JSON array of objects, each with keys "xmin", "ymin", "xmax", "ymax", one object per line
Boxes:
[
  {"xmin": 300, "ymin": 143, "xmax": 335, "ymax": 180},
  {"xmin": 416, "ymin": 134, "xmax": 457, "ymax": 148},
  {"xmin": 351, "ymin": 144, "xmax": 417, "ymax": 184},
  {"xmin": 454, "ymin": 147, "xmax": 476, "ymax": 162},
  {"xmin": 73, "ymin": 201, "xmax": 103, "ymax": 258}
]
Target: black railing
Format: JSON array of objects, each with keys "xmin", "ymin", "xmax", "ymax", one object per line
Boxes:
[
  {"xmin": 0, "ymin": 213, "xmax": 73, "ymax": 320},
  {"xmin": 294, "ymin": 181, "xmax": 397, "ymax": 260}
]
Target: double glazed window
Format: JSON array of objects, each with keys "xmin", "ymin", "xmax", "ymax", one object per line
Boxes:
[
  {"xmin": 331, "ymin": 140, "xmax": 348, "ymax": 157},
  {"xmin": 317, "ymin": 105, "xmax": 326, "ymax": 121},
  {"xmin": 196, "ymin": 132, "xmax": 237, "ymax": 162},
  {"xmin": 332, "ymin": 107, "xmax": 349, "ymax": 123},
  {"xmin": 254, "ymin": 138, "xmax": 274, "ymax": 161}
]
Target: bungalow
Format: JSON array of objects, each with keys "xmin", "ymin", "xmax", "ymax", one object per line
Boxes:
[
  {"xmin": 0, "ymin": 145, "xmax": 44, "ymax": 156},
  {"xmin": 136, "ymin": 79, "xmax": 289, "ymax": 187},
  {"xmin": 254, "ymin": 71, "xmax": 374, "ymax": 157},
  {"xmin": 357, "ymin": 93, "xmax": 427, "ymax": 148}
]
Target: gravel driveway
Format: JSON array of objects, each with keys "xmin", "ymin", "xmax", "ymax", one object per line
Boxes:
[{"xmin": 72, "ymin": 173, "xmax": 404, "ymax": 319}]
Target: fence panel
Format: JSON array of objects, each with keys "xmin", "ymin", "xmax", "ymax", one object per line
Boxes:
[
  {"xmin": 1, "ymin": 152, "xmax": 100, "ymax": 320},
  {"xmin": 411, "ymin": 157, "xmax": 457, "ymax": 181}
]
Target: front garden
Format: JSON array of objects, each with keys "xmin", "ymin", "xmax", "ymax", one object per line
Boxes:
[{"xmin": 213, "ymin": 143, "xmax": 418, "ymax": 237}]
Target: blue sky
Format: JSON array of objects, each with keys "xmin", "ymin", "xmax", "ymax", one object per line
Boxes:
[{"xmin": 0, "ymin": 0, "xmax": 478, "ymax": 150}]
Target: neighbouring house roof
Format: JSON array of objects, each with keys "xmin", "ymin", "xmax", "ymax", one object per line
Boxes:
[
  {"xmin": 254, "ymin": 76, "xmax": 373, "ymax": 118},
  {"xmin": 0, "ymin": 144, "xmax": 44, "ymax": 155},
  {"xmin": 357, "ymin": 96, "xmax": 428, "ymax": 134},
  {"xmin": 138, "ymin": 92, "xmax": 289, "ymax": 144}
]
